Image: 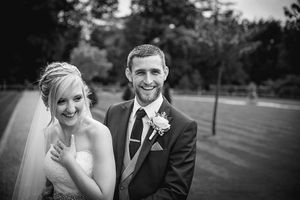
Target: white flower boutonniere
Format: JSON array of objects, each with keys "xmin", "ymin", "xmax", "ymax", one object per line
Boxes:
[{"xmin": 148, "ymin": 112, "xmax": 171, "ymax": 140}]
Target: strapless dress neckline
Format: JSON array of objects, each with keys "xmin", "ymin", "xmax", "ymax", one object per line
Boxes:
[{"xmin": 44, "ymin": 145, "xmax": 93, "ymax": 197}]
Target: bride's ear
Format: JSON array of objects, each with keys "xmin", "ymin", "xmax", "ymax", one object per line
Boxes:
[{"xmin": 125, "ymin": 68, "xmax": 133, "ymax": 82}]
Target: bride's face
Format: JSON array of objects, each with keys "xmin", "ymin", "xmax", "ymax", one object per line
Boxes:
[{"xmin": 55, "ymin": 81, "xmax": 85, "ymax": 127}]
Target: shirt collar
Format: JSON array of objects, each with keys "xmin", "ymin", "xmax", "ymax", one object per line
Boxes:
[{"xmin": 132, "ymin": 94, "xmax": 163, "ymax": 119}]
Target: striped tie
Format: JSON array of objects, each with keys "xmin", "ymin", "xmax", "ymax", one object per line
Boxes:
[{"xmin": 129, "ymin": 109, "xmax": 146, "ymax": 159}]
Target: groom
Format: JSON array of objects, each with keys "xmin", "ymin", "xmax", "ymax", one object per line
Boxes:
[{"xmin": 104, "ymin": 44, "xmax": 197, "ymax": 200}]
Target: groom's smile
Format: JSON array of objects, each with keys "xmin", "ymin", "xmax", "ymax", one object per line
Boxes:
[
  {"xmin": 140, "ymin": 84, "xmax": 156, "ymax": 93},
  {"xmin": 137, "ymin": 83, "xmax": 160, "ymax": 104},
  {"xmin": 126, "ymin": 55, "xmax": 168, "ymax": 107}
]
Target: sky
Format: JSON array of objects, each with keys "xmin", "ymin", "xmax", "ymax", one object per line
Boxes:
[{"xmin": 116, "ymin": 0, "xmax": 296, "ymax": 22}]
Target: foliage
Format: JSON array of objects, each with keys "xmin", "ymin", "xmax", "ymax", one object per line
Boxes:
[
  {"xmin": 241, "ymin": 20, "xmax": 283, "ymax": 84},
  {"xmin": 273, "ymin": 75, "xmax": 300, "ymax": 98},
  {"xmin": 284, "ymin": 0, "xmax": 300, "ymax": 30},
  {"xmin": 3, "ymin": 0, "xmax": 300, "ymax": 99},
  {"xmin": 70, "ymin": 41, "xmax": 112, "ymax": 82},
  {"xmin": 90, "ymin": 21, "xmax": 130, "ymax": 84},
  {"xmin": 1, "ymin": 0, "xmax": 118, "ymax": 85}
]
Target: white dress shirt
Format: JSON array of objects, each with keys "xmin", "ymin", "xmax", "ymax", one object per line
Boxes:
[{"xmin": 124, "ymin": 94, "xmax": 163, "ymax": 163}]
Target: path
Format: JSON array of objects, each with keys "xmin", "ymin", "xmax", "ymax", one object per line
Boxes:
[{"xmin": 0, "ymin": 91, "xmax": 39, "ymax": 199}]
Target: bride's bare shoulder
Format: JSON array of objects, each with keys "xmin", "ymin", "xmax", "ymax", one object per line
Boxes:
[{"xmin": 84, "ymin": 117, "xmax": 111, "ymax": 140}]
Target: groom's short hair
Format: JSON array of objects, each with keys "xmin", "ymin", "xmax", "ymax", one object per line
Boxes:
[{"xmin": 127, "ymin": 44, "xmax": 167, "ymax": 71}]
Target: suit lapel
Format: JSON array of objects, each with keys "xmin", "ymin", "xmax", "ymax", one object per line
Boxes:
[
  {"xmin": 132, "ymin": 98, "xmax": 173, "ymax": 179},
  {"xmin": 116, "ymin": 101, "xmax": 133, "ymax": 181}
]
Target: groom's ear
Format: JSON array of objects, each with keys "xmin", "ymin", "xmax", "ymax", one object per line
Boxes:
[
  {"xmin": 163, "ymin": 66, "xmax": 169, "ymax": 81},
  {"xmin": 125, "ymin": 67, "xmax": 133, "ymax": 82}
]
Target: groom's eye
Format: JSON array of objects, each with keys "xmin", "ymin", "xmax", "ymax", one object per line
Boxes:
[{"xmin": 151, "ymin": 69, "xmax": 160, "ymax": 75}]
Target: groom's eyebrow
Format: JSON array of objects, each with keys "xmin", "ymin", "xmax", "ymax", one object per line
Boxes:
[{"xmin": 134, "ymin": 69, "xmax": 146, "ymax": 73}]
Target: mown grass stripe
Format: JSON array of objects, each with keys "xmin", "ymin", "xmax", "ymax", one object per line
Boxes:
[
  {"xmin": 197, "ymin": 141, "xmax": 249, "ymax": 168},
  {"xmin": 0, "ymin": 93, "xmax": 22, "ymax": 139},
  {"xmin": 196, "ymin": 153, "xmax": 230, "ymax": 179},
  {"xmin": 216, "ymin": 124, "xmax": 274, "ymax": 142},
  {"xmin": 207, "ymin": 136, "xmax": 271, "ymax": 159},
  {"xmin": 215, "ymin": 131, "xmax": 296, "ymax": 156},
  {"xmin": 197, "ymin": 121, "xmax": 298, "ymax": 157},
  {"xmin": 0, "ymin": 92, "xmax": 15, "ymax": 105},
  {"xmin": 0, "ymin": 92, "xmax": 24, "ymax": 156},
  {"xmin": 192, "ymin": 109, "xmax": 296, "ymax": 137},
  {"xmin": 218, "ymin": 117, "xmax": 295, "ymax": 137},
  {"xmin": 216, "ymin": 106, "xmax": 300, "ymax": 133},
  {"xmin": 186, "ymin": 101, "xmax": 299, "ymax": 135},
  {"xmin": 196, "ymin": 119, "xmax": 276, "ymax": 145}
]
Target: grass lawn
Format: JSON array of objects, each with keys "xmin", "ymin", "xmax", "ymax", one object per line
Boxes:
[
  {"xmin": 0, "ymin": 91, "xmax": 23, "ymax": 138},
  {"xmin": 0, "ymin": 91, "xmax": 39, "ymax": 199},
  {"xmin": 92, "ymin": 89, "xmax": 300, "ymax": 200},
  {"xmin": 1, "ymin": 89, "xmax": 300, "ymax": 200}
]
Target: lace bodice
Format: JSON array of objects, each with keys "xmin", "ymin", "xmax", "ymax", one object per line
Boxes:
[{"xmin": 44, "ymin": 145, "xmax": 94, "ymax": 195}]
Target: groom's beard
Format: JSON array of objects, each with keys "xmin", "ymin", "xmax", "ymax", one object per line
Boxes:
[{"xmin": 135, "ymin": 85, "xmax": 162, "ymax": 106}]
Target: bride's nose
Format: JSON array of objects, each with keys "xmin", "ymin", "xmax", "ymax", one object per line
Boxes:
[{"xmin": 66, "ymin": 101, "xmax": 76, "ymax": 113}]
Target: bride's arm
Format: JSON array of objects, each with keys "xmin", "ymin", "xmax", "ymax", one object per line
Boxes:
[{"xmin": 52, "ymin": 124, "xmax": 116, "ymax": 200}]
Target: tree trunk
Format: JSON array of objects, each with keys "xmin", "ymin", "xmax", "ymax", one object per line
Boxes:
[{"xmin": 212, "ymin": 65, "xmax": 223, "ymax": 136}]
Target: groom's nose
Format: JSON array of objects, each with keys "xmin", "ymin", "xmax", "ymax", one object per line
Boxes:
[{"xmin": 144, "ymin": 72, "xmax": 153, "ymax": 84}]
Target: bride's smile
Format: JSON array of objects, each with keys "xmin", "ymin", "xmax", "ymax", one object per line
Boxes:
[{"xmin": 55, "ymin": 79, "xmax": 85, "ymax": 127}]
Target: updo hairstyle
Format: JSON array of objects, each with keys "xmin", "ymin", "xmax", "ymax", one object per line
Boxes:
[{"xmin": 38, "ymin": 62, "xmax": 91, "ymax": 124}]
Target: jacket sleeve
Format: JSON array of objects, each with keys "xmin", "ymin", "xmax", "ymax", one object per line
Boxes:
[
  {"xmin": 103, "ymin": 105, "xmax": 112, "ymax": 127},
  {"xmin": 142, "ymin": 120, "xmax": 198, "ymax": 200}
]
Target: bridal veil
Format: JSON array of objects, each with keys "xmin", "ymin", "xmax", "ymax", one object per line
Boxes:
[{"xmin": 12, "ymin": 95, "xmax": 50, "ymax": 200}]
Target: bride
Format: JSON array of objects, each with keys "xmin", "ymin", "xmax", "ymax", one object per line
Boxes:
[{"xmin": 12, "ymin": 62, "xmax": 116, "ymax": 200}]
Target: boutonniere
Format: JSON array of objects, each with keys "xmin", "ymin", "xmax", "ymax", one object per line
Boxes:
[{"xmin": 148, "ymin": 112, "xmax": 171, "ymax": 140}]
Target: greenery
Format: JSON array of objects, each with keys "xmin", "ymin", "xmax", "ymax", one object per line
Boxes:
[
  {"xmin": 1, "ymin": 0, "xmax": 299, "ymax": 98},
  {"xmin": 1, "ymin": 90, "xmax": 300, "ymax": 199},
  {"xmin": 70, "ymin": 41, "xmax": 112, "ymax": 82}
]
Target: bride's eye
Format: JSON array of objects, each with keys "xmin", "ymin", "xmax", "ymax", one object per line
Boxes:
[
  {"xmin": 57, "ymin": 99, "xmax": 65, "ymax": 105},
  {"xmin": 74, "ymin": 95, "xmax": 82, "ymax": 102}
]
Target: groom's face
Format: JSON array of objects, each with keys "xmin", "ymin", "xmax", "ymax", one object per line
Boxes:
[{"xmin": 126, "ymin": 55, "xmax": 169, "ymax": 107}]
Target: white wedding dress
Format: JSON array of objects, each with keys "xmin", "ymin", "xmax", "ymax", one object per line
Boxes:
[
  {"xmin": 44, "ymin": 145, "xmax": 94, "ymax": 200},
  {"xmin": 12, "ymin": 96, "xmax": 95, "ymax": 200}
]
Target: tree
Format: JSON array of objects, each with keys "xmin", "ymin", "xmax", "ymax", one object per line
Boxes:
[
  {"xmin": 1, "ymin": 0, "xmax": 118, "ymax": 85},
  {"xmin": 284, "ymin": 0, "xmax": 300, "ymax": 30},
  {"xmin": 240, "ymin": 20, "xmax": 283, "ymax": 84},
  {"xmin": 70, "ymin": 41, "xmax": 112, "ymax": 83},
  {"xmin": 281, "ymin": 0, "xmax": 300, "ymax": 76},
  {"xmin": 130, "ymin": 0, "xmax": 198, "ymax": 42},
  {"xmin": 90, "ymin": 20, "xmax": 130, "ymax": 84},
  {"xmin": 194, "ymin": 0, "xmax": 249, "ymax": 135}
]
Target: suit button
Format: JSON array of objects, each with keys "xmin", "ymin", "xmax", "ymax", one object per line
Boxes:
[{"xmin": 120, "ymin": 186, "xmax": 125, "ymax": 190}]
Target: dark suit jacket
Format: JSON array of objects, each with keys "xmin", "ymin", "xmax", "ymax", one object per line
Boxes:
[{"xmin": 104, "ymin": 97, "xmax": 197, "ymax": 200}]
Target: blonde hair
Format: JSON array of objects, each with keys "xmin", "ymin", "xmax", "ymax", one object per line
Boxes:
[{"xmin": 38, "ymin": 62, "xmax": 91, "ymax": 125}]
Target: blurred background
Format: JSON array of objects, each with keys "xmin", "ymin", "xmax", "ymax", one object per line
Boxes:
[
  {"xmin": 1, "ymin": 0, "xmax": 299, "ymax": 97},
  {"xmin": 0, "ymin": 0, "xmax": 300, "ymax": 200}
]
